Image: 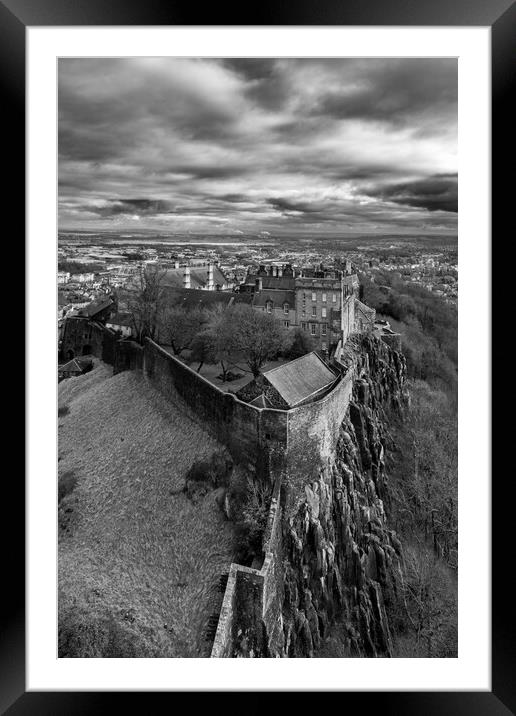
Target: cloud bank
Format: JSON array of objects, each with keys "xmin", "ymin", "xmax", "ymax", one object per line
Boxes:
[{"xmin": 58, "ymin": 57, "xmax": 457, "ymax": 235}]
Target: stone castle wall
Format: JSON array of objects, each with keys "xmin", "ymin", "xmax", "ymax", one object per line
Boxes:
[
  {"xmin": 284, "ymin": 368, "xmax": 354, "ymax": 513},
  {"xmin": 211, "ymin": 476, "xmax": 284, "ymax": 658},
  {"xmin": 113, "ymin": 340, "xmax": 144, "ymax": 374},
  {"xmin": 61, "ymin": 317, "xmax": 116, "ymax": 364},
  {"xmin": 142, "ymin": 339, "xmax": 289, "ymax": 475}
]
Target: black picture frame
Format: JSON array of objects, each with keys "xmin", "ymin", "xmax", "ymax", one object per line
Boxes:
[{"xmin": 6, "ymin": 0, "xmax": 512, "ymax": 712}]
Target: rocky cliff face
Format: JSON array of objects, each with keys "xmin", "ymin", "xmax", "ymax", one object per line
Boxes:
[{"xmin": 280, "ymin": 335, "xmax": 408, "ymax": 657}]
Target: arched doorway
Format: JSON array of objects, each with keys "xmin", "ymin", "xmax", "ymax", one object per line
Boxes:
[{"xmin": 66, "ymin": 349, "xmax": 74, "ymax": 360}]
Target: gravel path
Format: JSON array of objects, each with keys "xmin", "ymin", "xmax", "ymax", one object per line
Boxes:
[{"xmin": 58, "ymin": 362, "xmax": 235, "ymax": 657}]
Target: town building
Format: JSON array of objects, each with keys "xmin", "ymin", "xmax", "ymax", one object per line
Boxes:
[
  {"xmin": 72, "ymin": 272, "xmax": 95, "ymax": 284},
  {"xmin": 60, "ymin": 297, "xmax": 116, "ymax": 361},
  {"xmin": 239, "ymin": 262, "xmax": 370, "ymax": 356},
  {"xmin": 106, "ymin": 312, "xmax": 134, "ymax": 339}
]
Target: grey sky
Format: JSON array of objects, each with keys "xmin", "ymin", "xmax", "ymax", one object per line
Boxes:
[{"xmin": 58, "ymin": 57, "xmax": 457, "ymax": 235}]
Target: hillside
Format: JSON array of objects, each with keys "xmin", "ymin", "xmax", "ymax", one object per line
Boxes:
[{"xmin": 58, "ymin": 361, "xmax": 236, "ymax": 657}]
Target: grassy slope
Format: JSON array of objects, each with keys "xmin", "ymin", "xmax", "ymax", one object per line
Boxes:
[{"xmin": 58, "ymin": 361, "xmax": 235, "ymax": 657}]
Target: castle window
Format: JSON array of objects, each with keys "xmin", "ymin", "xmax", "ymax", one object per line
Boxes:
[
  {"xmin": 322, "ymin": 323, "xmax": 327, "ymax": 336},
  {"xmin": 321, "ymin": 341, "xmax": 327, "ymax": 351},
  {"xmin": 266, "ymin": 301, "xmax": 273, "ymax": 313},
  {"xmin": 332, "ymin": 293, "xmax": 337, "ymax": 303},
  {"xmin": 322, "ymin": 293, "xmax": 327, "ymax": 302},
  {"xmin": 310, "ymin": 323, "xmax": 316, "ymax": 335},
  {"xmin": 283, "ymin": 302, "xmax": 289, "ymax": 314},
  {"xmin": 283, "ymin": 320, "xmax": 290, "ymax": 328},
  {"xmin": 321, "ymin": 307, "xmax": 327, "ymax": 318},
  {"xmin": 301, "ymin": 322, "xmax": 307, "ymax": 330},
  {"xmin": 311, "ymin": 292, "xmax": 317, "ymax": 302},
  {"xmin": 311, "ymin": 306, "xmax": 317, "ymax": 317}
]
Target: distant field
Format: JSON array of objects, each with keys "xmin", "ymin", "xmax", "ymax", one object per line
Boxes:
[
  {"xmin": 58, "ymin": 362, "xmax": 236, "ymax": 657},
  {"xmin": 58, "ymin": 230, "xmax": 457, "ymax": 250}
]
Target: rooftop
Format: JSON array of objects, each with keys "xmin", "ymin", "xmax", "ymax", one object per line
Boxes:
[
  {"xmin": 161, "ymin": 287, "xmax": 252, "ymax": 311},
  {"xmin": 77, "ymin": 297, "xmax": 114, "ymax": 318},
  {"xmin": 59, "ymin": 357, "xmax": 92, "ymax": 374},
  {"xmin": 263, "ymin": 351, "xmax": 337, "ymax": 408},
  {"xmin": 252, "ymin": 289, "xmax": 296, "ymax": 308},
  {"xmin": 162, "ymin": 265, "xmax": 228, "ymax": 290}
]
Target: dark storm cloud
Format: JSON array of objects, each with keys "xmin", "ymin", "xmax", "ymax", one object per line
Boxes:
[
  {"xmin": 58, "ymin": 57, "xmax": 457, "ymax": 234},
  {"xmin": 90, "ymin": 199, "xmax": 174, "ymax": 217},
  {"xmin": 267, "ymin": 197, "xmax": 325, "ymax": 215},
  {"xmin": 311, "ymin": 59, "xmax": 457, "ymax": 127},
  {"xmin": 364, "ymin": 174, "xmax": 458, "ymax": 213},
  {"xmin": 222, "ymin": 59, "xmax": 276, "ymax": 81},
  {"xmin": 221, "ymin": 59, "xmax": 289, "ymax": 111}
]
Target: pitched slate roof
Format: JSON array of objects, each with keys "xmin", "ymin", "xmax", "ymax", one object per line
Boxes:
[
  {"xmin": 252, "ymin": 289, "xmax": 295, "ymax": 309},
  {"xmin": 355, "ymin": 299, "xmax": 376, "ymax": 318},
  {"xmin": 262, "ymin": 352, "xmax": 337, "ymax": 408},
  {"xmin": 241, "ymin": 275, "xmax": 296, "ymax": 292},
  {"xmin": 161, "ymin": 287, "xmax": 253, "ymax": 311},
  {"xmin": 161, "ymin": 287, "xmax": 232, "ymax": 310},
  {"xmin": 77, "ymin": 297, "xmax": 114, "ymax": 318},
  {"xmin": 258, "ymin": 276, "xmax": 296, "ymax": 290},
  {"xmin": 248, "ymin": 393, "xmax": 273, "ymax": 408},
  {"xmin": 59, "ymin": 358, "xmax": 91, "ymax": 374}
]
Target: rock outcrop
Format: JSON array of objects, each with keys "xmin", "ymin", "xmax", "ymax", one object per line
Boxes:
[{"xmin": 280, "ymin": 335, "xmax": 407, "ymax": 657}]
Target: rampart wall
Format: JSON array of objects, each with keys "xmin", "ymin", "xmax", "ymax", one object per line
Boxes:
[
  {"xmin": 284, "ymin": 369, "xmax": 353, "ymax": 511},
  {"xmin": 208, "ymin": 360, "xmax": 355, "ymax": 656},
  {"xmin": 113, "ymin": 340, "xmax": 144, "ymax": 374},
  {"xmin": 142, "ymin": 339, "xmax": 288, "ymax": 475},
  {"xmin": 211, "ymin": 476, "xmax": 284, "ymax": 657}
]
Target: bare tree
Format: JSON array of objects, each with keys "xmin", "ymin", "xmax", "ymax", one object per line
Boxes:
[
  {"xmin": 190, "ymin": 330, "xmax": 216, "ymax": 373},
  {"xmin": 200, "ymin": 305, "xmax": 240, "ymax": 382},
  {"xmin": 123, "ymin": 265, "xmax": 167, "ymax": 343},
  {"xmin": 230, "ymin": 303, "xmax": 290, "ymax": 377},
  {"xmin": 160, "ymin": 304, "xmax": 210, "ymax": 356}
]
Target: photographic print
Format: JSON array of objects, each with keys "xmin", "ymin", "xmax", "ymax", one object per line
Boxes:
[{"xmin": 57, "ymin": 57, "xmax": 458, "ymax": 659}]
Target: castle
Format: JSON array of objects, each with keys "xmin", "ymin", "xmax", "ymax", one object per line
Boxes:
[{"xmin": 58, "ymin": 266, "xmax": 405, "ymax": 658}]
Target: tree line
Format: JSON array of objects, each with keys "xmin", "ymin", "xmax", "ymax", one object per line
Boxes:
[{"xmin": 359, "ymin": 269, "xmax": 458, "ymax": 656}]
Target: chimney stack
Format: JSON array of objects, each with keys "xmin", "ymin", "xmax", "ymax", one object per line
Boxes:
[
  {"xmin": 272, "ymin": 266, "xmax": 277, "ymax": 277},
  {"xmin": 278, "ymin": 265, "xmax": 283, "ymax": 277},
  {"xmin": 255, "ymin": 277, "xmax": 263, "ymax": 292},
  {"xmin": 207, "ymin": 262, "xmax": 214, "ymax": 291},
  {"xmin": 183, "ymin": 266, "xmax": 191, "ymax": 289}
]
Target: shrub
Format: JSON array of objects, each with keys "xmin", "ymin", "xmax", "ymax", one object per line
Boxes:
[
  {"xmin": 231, "ymin": 476, "xmax": 272, "ymax": 564},
  {"xmin": 283, "ymin": 327, "xmax": 317, "ymax": 360},
  {"xmin": 58, "ymin": 603, "xmax": 155, "ymax": 658},
  {"xmin": 58, "ymin": 470, "xmax": 77, "ymax": 503},
  {"xmin": 185, "ymin": 451, "xmax": 232, "ymax": 488}
]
